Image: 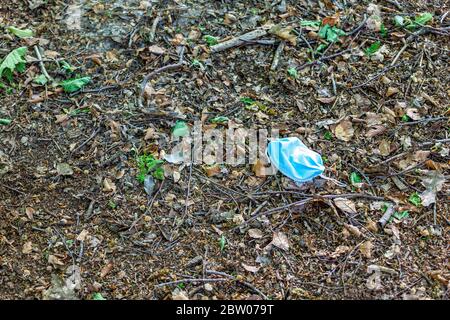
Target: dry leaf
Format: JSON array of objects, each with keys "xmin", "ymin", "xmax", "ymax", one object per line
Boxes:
[
  {"xmin": 270, "ymin": 25, "xmax": 296, "ymax": 45},
  {"xmin": 22, "ymin": 241, "xmax": 33, "ymax": 254},
  {"xmin": 366, "ymin": 125, "xmax": 386, "ymax": 138},
  {"xmin": 172, "ymin": 288, "xmax": 189, "ymax": 300},
  {"xmin": 360, "ymin": 241, "xmax": 374, "ymax": 258},
  {"xmin": 242, "ymin": 263, "xmax": 260, "ymax": 273},
  {"xmin": 248, "ymin": 228, "xmax": 263, "ymax": 239},
  {"xmin": 386, "ymin": 87, "xmax": 399, "ymax": 97},
  {"xmin": 103, "ymin": 178, "xmax": 116, "ymax": 193},
  {"xmin": 406, "ymin": 108, "xmax": 421, "ymax": 120},
  {"xmin": 329, "ymin": 245, "xmax": 351, "ymax": 258},
  {"xmin": 366, "ymin": 218, "xmax": 378, "ymax": 233},
  {"xmin": 25, "ymin": 207, "xmax": 35, "ymax": 220},
  {"xmin": 334, "ymin": 120, "xmax": 354, "ymax": 141},
  {"xmin": 333, "ymin": 198, "xmax": 357, "ymax": 214},
  {"xmin": 316, "ymin": 96, "xmax": 336, "ymax": 104},
  {"xmin": 100, "ymin": 262, "xmax": 113, "ymax": 278},
  {"xmin": 148, "ymin": 45, "xmax": 165, "ymax": 55},
  {"xmin": 271, "ymin": 232, "xmax": 290, "ymax": 251},
  {"xmin": 253, "ymin": 159, "xmax": 267, "ymax": 177},
  {"xmin": 204, "ymin": 165, "xmax": 221, "ymax": 177},
  {"xmin": 76, "ymin": 229, "xmax": 89, "ymax": 242},
  {"xmin": 55, "ymin": 114, "xmax": 69, "ymax": 124},
  {"xmin": 344, "ymin": 224, "xmax": 362, "ymax": 237},
  {"xmin": 48, "ymin": 254, "xmax": 64, "ymax": 266},
  {"xmin": 379, "ymin": 139, "xmax": 391, "ymax": 156}
]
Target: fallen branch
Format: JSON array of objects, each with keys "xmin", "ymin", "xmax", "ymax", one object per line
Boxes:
[
  {"xmin": 138, "ymin": 46, "xmax": 185, "ymax": 108},
  {"xmin": 210, "ymin": 28, "xmax": 269, "ymax": 53}
]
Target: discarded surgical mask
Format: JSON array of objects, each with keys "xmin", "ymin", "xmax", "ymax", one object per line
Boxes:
[{"xmin": 267, "ymin": 137, "xmax": 325, "ymax": 183}]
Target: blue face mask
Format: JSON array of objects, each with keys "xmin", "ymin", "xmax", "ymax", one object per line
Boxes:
[{"xmin": 267, "ymin": 137, "xmax": 325, "ymax": 183}]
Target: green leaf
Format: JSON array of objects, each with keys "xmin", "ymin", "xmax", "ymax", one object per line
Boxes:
[
  {"xmin": 406, "ymin": 12, "xmax": 433, "ymax": 30},
  {"xmin": 401, "ymin": 114, "xmax": 411, "ymax": 122},
  {"xmin": 191, "ymin": 59, "xmax": 204, "ymax": 69},
  {"xmin": 0, "ymin": 47, "xmax": 27, "ymax": 81},
  {"xmin": 414, "ymin": 12, "xmax": 433, "ymax": 26},
  {"xmin": 60, "ymin": 77, "xmax": 91, "ymax": 93},
  {"xmin": 300, "ymin": 20, "xmax": 321, "ymax": 29},
  {"xmin": 316, "ymin": 43, "xmax": 327, "ymax": 53},
  {"xmin": 219, "ymin": 235, "xmax": 226, "ymax": 251},
  {"xmin": 240, "ymin": 97, "xmax": 255, "ymax": 106},
  {"xmin": 380, "ymin": 24, "xmax": 388, "ymax": 38},
  {"xmin": 349, "ymin": 172, "xmax": 362, "ymax": 185},
  {"xmin": 318, "ymin": 24, "xmax": 330, "ymax": 39},
  {"xmin": 210, "ymin": 116, "xmax": 229, "ymax": 124},
  {"xmin": 365, "ymin": 41, "xmax": 381, "ymax": 56},
  {"xmin": 392, "ymin": 210, "xmax": 409, "ymax": 221},
  {"xmin": 318, "ymin": 25, "xmax": 346, "ymax": 42},
  {"xmin": 409, "ymin": 192, "xmax": 422, "ymax": 207},
  {"xmin": 153, "ymin": 167, "xmax": 165, "ymax": 180},
  {"xmin": 34, "ymin": 74, "xmax": 48, "ymax": 85},
  {"xmin": 203, "ymin": 35, "xmax": 218, "ymax": 46},
  {"xmin": 172, "ymin": 120, "xmax": 189, "ymax": 137},
  {"xmin": 287, "ymin": 67, "xmax": 298, "ymax": 79},
  {"xmin": 7, "ymin": 26, "xmax": 34, "ymax": 38},
  {"xmin": 323, "ymin": 131, "xmax": 333, "ymax": 141},
  {"xmin": 92, "ymin": 293, "xmax": 106, "ymax": 300},
  {"xmin": 61, "ymin": 61, "xmax": 76, "ymax": 73},
  {"xmin": 0, "ymin": 118, "xmax": 12, "ymax": 125}
]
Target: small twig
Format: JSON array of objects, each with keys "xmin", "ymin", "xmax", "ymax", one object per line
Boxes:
[
  {"xmin": 71, "ymin": 126, "xmax": 101, "ymax": 155},
  {"xmin": 399, "ymin": 117, "xmax": 448, "ymax": 126},
  {"xmin": 270, "ymin": 41, "xmax": 285, "ymax": 71},
  {"xmin": 419, "ymin": 138, "xmax": 450, "ymax": 147},
  {"xmin": 298, "ymin": 48, "xmax": 352, "ymax": 71},
  {"xmin": 206, "ymin": 270, "xmax": 269, "ymax": 300},
  {"xmin": 391, "ymin": 39, "xmax": 408, "ymax": 66},
  {"xmin": 155, "ymin": 277, "xmax": 229, "ymax": 288},
  {"xmin": 34, "ymin": 45, "xmax": 53, "ymax": 82},
  {"xmin": 138, "ymin": 46, "xmax": 185, "ymax": 108},
  {"xmin": 149, "ymin": 15, "xmax": 161, "ymax": 43},
  {"xmin": 349, "ymin": 63, "xmax": 401, "ymax": 89}
]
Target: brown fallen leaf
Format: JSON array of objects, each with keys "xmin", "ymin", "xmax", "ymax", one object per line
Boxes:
[
  {"xmin": 271, "ymin": 231, "xmax": 290, "ymax": 251},
  {"xmin": 102, "ymin": 178, "xmax": 116, "ymax": 193},
  {"xmin": 329, "ymin": 245, "xmax": 351, "ymax": 258},
  {"xmin": 379, "ymin": 139, "xmax": 391, "ymax": 156},
  {"xmin": 253, "ymin": 159, "xmax": 267, "ymax": 177},
  {"xmin": 248, "ymin": 228, "xmax": 263, "ymax": 239},
  {"xmin": 22, "ymin": 241, "xmax": 33, "ymax": 254},
  {"xmin": 366, "ymin": 218, "xmax": 379, "ymax": 233},
  {"xmin": 366, "ymin": 125, "xmax": 386, "ymax": 138},
  {"xmin": 360, "ymin": 240, "xmax": 374, "ymax": 258},
  {"xmin": 333, "ymin": 198, "xmax": 357, "ymax": 214},
  {"xmin": 242, "ymin": 263, "xmax": 260, "ymax": 273},
  {"xmin": 406, "ymin": 108, "xmax": 421, "ymax": 120},
  {"xmin": 334, "ymin": 120, "xmax": 354, "ymax": 142},
  {"xmin": 100, "ymin": 262, "xmax": 113, "ymax": 278},
  {"xmin": 344, "ymin": 224, "xmax": 362, "ymax": 237},
  {"xmin": 204, "ymin": 164, "xmax": 221, "ymax": 177},
  {"xmin": 316, "ymin": 96, "xmax": 336, "ymax": 104},
  {"xmin": 48, "ymin": 254, "xmax": 64, "ymax": 266},
  {"xmin": 269, "ymin": 25, "xmax": 296, "ymax": 45},
  {"xmin": 25, "ymin": 207, "xmax": 35, "ymax": 220},
  {"xmin": 386, "ymin": 87, "xmax": 399, "ymax": 97},
  {"xmin": 148, "ymin": 45, "xmax": 165, "ymax": 55}
]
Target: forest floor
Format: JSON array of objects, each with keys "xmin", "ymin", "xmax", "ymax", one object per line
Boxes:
[{"xmin": 0, "ymin": 0, "xmax": 449, "ymax": 300}]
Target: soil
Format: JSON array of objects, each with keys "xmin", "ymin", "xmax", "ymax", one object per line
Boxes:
[{"xmin": 0, "ymin": 0, "xmax": 448, "ymax": 300}]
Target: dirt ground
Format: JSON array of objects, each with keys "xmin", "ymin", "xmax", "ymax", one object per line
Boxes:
[{"xmin": 0, "ymin": 0, "xmax": 449, "ymax": 300}]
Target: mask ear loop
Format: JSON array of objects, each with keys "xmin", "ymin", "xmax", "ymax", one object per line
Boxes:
[{"xmin": 319, "ymin": 173, "xmax": 348, "ymax": 188}]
